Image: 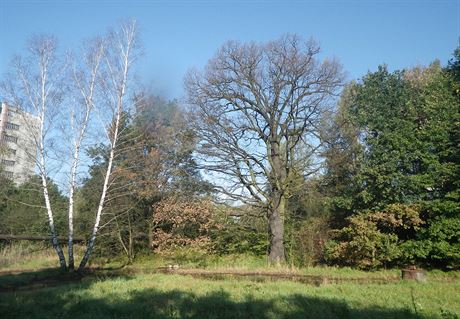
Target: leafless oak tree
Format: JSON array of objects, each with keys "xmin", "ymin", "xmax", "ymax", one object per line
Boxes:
[{"xmin": 185, "ymin": 35, "xmax": 343, "ymax": 263}]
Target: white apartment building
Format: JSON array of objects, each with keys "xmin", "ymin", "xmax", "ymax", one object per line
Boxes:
[{"xmin": 0, "ymin": 102, "xmax": 39, "ymax": 184}]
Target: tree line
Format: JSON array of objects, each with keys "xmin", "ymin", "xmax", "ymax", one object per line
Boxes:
[{"xmin": 0, "ymin": 20, "xmax": 458, "ymax": 270}]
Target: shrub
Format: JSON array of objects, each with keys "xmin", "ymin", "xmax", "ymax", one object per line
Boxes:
[
  {"xmin": 151, "ymin": 198, "xmax": 215, "ymax": 253},
  {"xmin": 325, "ymin": 204, "xmax": 423, "ymax": 269}
]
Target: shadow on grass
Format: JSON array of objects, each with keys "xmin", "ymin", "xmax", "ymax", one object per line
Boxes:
[
  {"xmin": 0, "ymin": 277, "xmax": 427, "ymax": 319},
  {"xmin": 0, "ymin": 268, "xmax": 73, "ymax": 291},
  {"xmin": 0, "ymin": 267, "xmax": 134, "ymax": 292}
]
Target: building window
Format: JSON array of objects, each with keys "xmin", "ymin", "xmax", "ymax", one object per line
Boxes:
[
  {"xmin": 2, "ymin": 134, "xmax": 18, "ymax": 143},
  {"xmin": 6, "ymin": 122, "xmax": 19, "ymax": 130},
  {"xmin": 1, "ymin": 159, "xmax": 15, "ymax": 166},
  {"xmin": 2, "ymin": 171, "xmax": 14, "ymax": 179}
]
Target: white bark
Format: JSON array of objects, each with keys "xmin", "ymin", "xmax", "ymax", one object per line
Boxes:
[
  {"xmin": 78, "ymin": 20, "xmax": 138, "ymax": 272},
  {"xmin": 12, "ymin": 36, "xmax": 68, "ymax": 270},
  {"xmin": 38, "ymin": 38, "xmax": 67, "ymax": 270},
  {"xmin": 67, "ymin": 41, "xmax": 104, "ymax": 270},
  {"xmin": 39, "ymin": 121, "xmax": 66, "ymax": 269},
  {"xmin": 67, "ymin": 144, "xmax": 78, "ymax": 269}
]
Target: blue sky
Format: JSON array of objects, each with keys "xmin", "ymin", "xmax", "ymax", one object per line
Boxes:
[{"xmin": 1, "ymin": 0, "xmax": 459, "ymax": 100}]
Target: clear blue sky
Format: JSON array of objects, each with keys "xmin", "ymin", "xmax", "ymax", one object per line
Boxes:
[{"xmin": 1, "ymin": 0, "xmax": 459, "ymax": 99}]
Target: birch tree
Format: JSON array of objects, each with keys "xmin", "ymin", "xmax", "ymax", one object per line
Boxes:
[
  {"xmin": 64, "ymin": 38, "xmax": 105, "ymax": 270},
  {"xmin": 1, "ymin": 35, "xmax": 68, "ymax": 270},
  {"xmin": 78, "ymin": 20, "xmax": 141, "ymax": 272},
  {"xmin": 185, "ymin": 35, "xmax": 343, "ymax": 263}
]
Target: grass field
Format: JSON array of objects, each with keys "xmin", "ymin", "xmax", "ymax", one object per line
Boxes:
[{"xmin": 1, "ymin": 244, "xmax": 459, "ymax": 319}]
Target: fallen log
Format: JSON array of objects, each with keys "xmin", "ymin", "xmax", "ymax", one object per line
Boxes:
[{"xmin": 0, "ymin": 234, "xmax": 85, "ymax": 243}]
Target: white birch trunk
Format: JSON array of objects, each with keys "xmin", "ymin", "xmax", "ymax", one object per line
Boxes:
[
  {"xmin": 37, "ymin": 44, "xmax": 67, "ymax": 270},
  {"xmin": 67, "ymin": 142, "xmax": 79, "ymax": 270},
  {"xmin": 68, "ymin": 42, "xmax": 104, "ymax": 270},
  {"xmin": 67, "ymin": 87, "xmax": 95, "ymax": 270},
  {"xmin": 38, "ymin": 110, "xmax": 66, "ymax": 270},
  {"xmin": 77, "ymin": 108, "xmax": 121, "ymax": 271},
  {"xmin": 77, "ymin": 21, "xmax": 137, "ymax": 272}
]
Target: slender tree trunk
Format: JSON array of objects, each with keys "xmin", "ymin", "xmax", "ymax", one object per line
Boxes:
[
  {"xmin": 127, "ymin": 211, "xmax": 134, "ymax": 264},
  {"xmin": 267, "ymin": 192, "xmax": 286, "ymax": 264},
  {"xmin": 69, "ymin": 42, "xmax": 102, "ymax": 270},
  {"xmin": 35, "ymin": 42, "xmax": 67, "ymax": 270},
  {"xmin": 68, "ymin": 113, "xmax": 90, "ymax": 270},
  {"xmin": 39, "ymin": 137, "xmax": 66, "ymax": 270},
  {"xmin": 115, "ymin": 215, "xmax": 130, "ymax": 262},
  {"xmin": 77, "ymin": 132, "xmax": 117, "ymax": 272},
  {"xmin": 77, "ymin": 105, "xmax": 121, "ymax": 272},
  {"xmin": 148, "ymin": 222, "xmax": 153, "ymax": 249},
  {"xmin": 77, "ymin": 20, "xmax": 137, "ymax": 272},
  {"xmin": 67, "ymin": 144, "xmax": 80, "ymax": 270}
]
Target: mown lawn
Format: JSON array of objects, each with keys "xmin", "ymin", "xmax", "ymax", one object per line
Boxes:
[{"xmin": 1, "ymin": 272, "xmax": 459, "ymax": 319}]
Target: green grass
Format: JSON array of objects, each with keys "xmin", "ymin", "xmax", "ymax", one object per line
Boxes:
[
  {"xmin": 0, "ymin": 243, "xmax": 454, "ymax": 281},
  {"xmin": 1, "ymin": 244, "xmax": 459, "ymax": 319},
  {"xmin": 129, "ymin": 252, "xmax": 401, "ymax": 279},
  {"xmin": 1, "ymin": 272, "xmax": 459, "ymax": 319}
]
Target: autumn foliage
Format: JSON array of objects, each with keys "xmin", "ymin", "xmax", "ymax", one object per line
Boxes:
[{"xmin": 151, "ymin": 198, "xmax": 215, "ymax": 253}]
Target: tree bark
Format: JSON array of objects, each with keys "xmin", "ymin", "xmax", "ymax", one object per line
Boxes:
[
  {"xmin": 77, "ymin": 20, "xmax": 137, "ymax": 272},
  {"xmin": 67, "ymin": 144, "xmax": 79, "ymax": 270},
  {"xmin": 40, "ymin": 152, "xmax": 67, "ymax": 270},
  {"xmin": 268, "ymin": 192, "xmax": 286, "ymax": 264},
  {"xmin": 77, "ymin": 120, "xmax": 118, "ymax": 272},
  {"xmin": 39, "ymin": 108, "xmax": 66, "ymax": 270}
]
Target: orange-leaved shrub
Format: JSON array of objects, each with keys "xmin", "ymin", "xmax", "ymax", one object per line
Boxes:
[{"xmin": 151, "ymin": 198, "xmax": 216, "ymax": 253}]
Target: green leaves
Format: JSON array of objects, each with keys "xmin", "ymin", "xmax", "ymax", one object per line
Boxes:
[{"xmin": 325, "ymin": 52, "xmax": 460, "ymax": 268}]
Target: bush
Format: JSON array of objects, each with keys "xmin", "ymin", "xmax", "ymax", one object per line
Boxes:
[
  {"xmin": 325, "ymin": 204, "xmax": 423, "ymax": 269},
  {"xmin": 151, "ymin": 198, "xmax": 215, "ymax": 253}
]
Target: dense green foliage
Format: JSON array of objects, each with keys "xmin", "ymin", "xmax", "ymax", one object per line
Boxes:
[
  {"xmin": 325, "ymin": 55, "xmax": 460, "ymax": 269},
  {"xmin": 0, "ymin": 176, "xmax": 68, "ymax": 236}
]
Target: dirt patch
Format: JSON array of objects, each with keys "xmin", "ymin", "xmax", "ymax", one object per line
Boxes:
[
  {"xmin": 0, "ymin": 267, "xmax": 401, "ymax": 293},
  {"xmin": 154, "ymin": 268, "xmax": 400, "ymax": 286}
]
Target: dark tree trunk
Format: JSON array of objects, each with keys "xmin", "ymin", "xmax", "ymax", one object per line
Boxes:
[{"xmin": 268, "ymin": 193, "xmax": 286, "ymax": 264}]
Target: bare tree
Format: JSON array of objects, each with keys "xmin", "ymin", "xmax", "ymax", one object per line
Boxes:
[
  {"xmin": 78, "ymin": 20, "xmax": 141, "ymax": 272},
  {"xmin": 1, "ymin": 35, "xmax": 68, "ymax": 270},
  {"xmin": 185, "ymin": 35, "xmax": 343, "ymax": 263}
]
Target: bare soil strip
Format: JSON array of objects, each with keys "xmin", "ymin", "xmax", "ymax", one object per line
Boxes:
[
  {"xmin": 154, "ymin": 268, "xmax": 400, "ymax": 286},
  {"xmin": 0, "ymin": 267, "xmax": 401, "ymax": 293}
]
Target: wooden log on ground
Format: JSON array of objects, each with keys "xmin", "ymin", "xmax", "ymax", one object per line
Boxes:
[{"xmin": 0, "ymin": 234, "xmax": 85, "ymax": 243}]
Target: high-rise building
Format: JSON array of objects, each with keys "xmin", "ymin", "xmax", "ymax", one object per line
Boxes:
[{"xmin": 0, "ymin": 102, "xmax": 39, "ymax": 184}]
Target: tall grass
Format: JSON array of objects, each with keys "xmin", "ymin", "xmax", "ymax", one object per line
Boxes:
[{"xmin": 0, "ymin": 242, "xmax": 87, "ymax": 271}]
